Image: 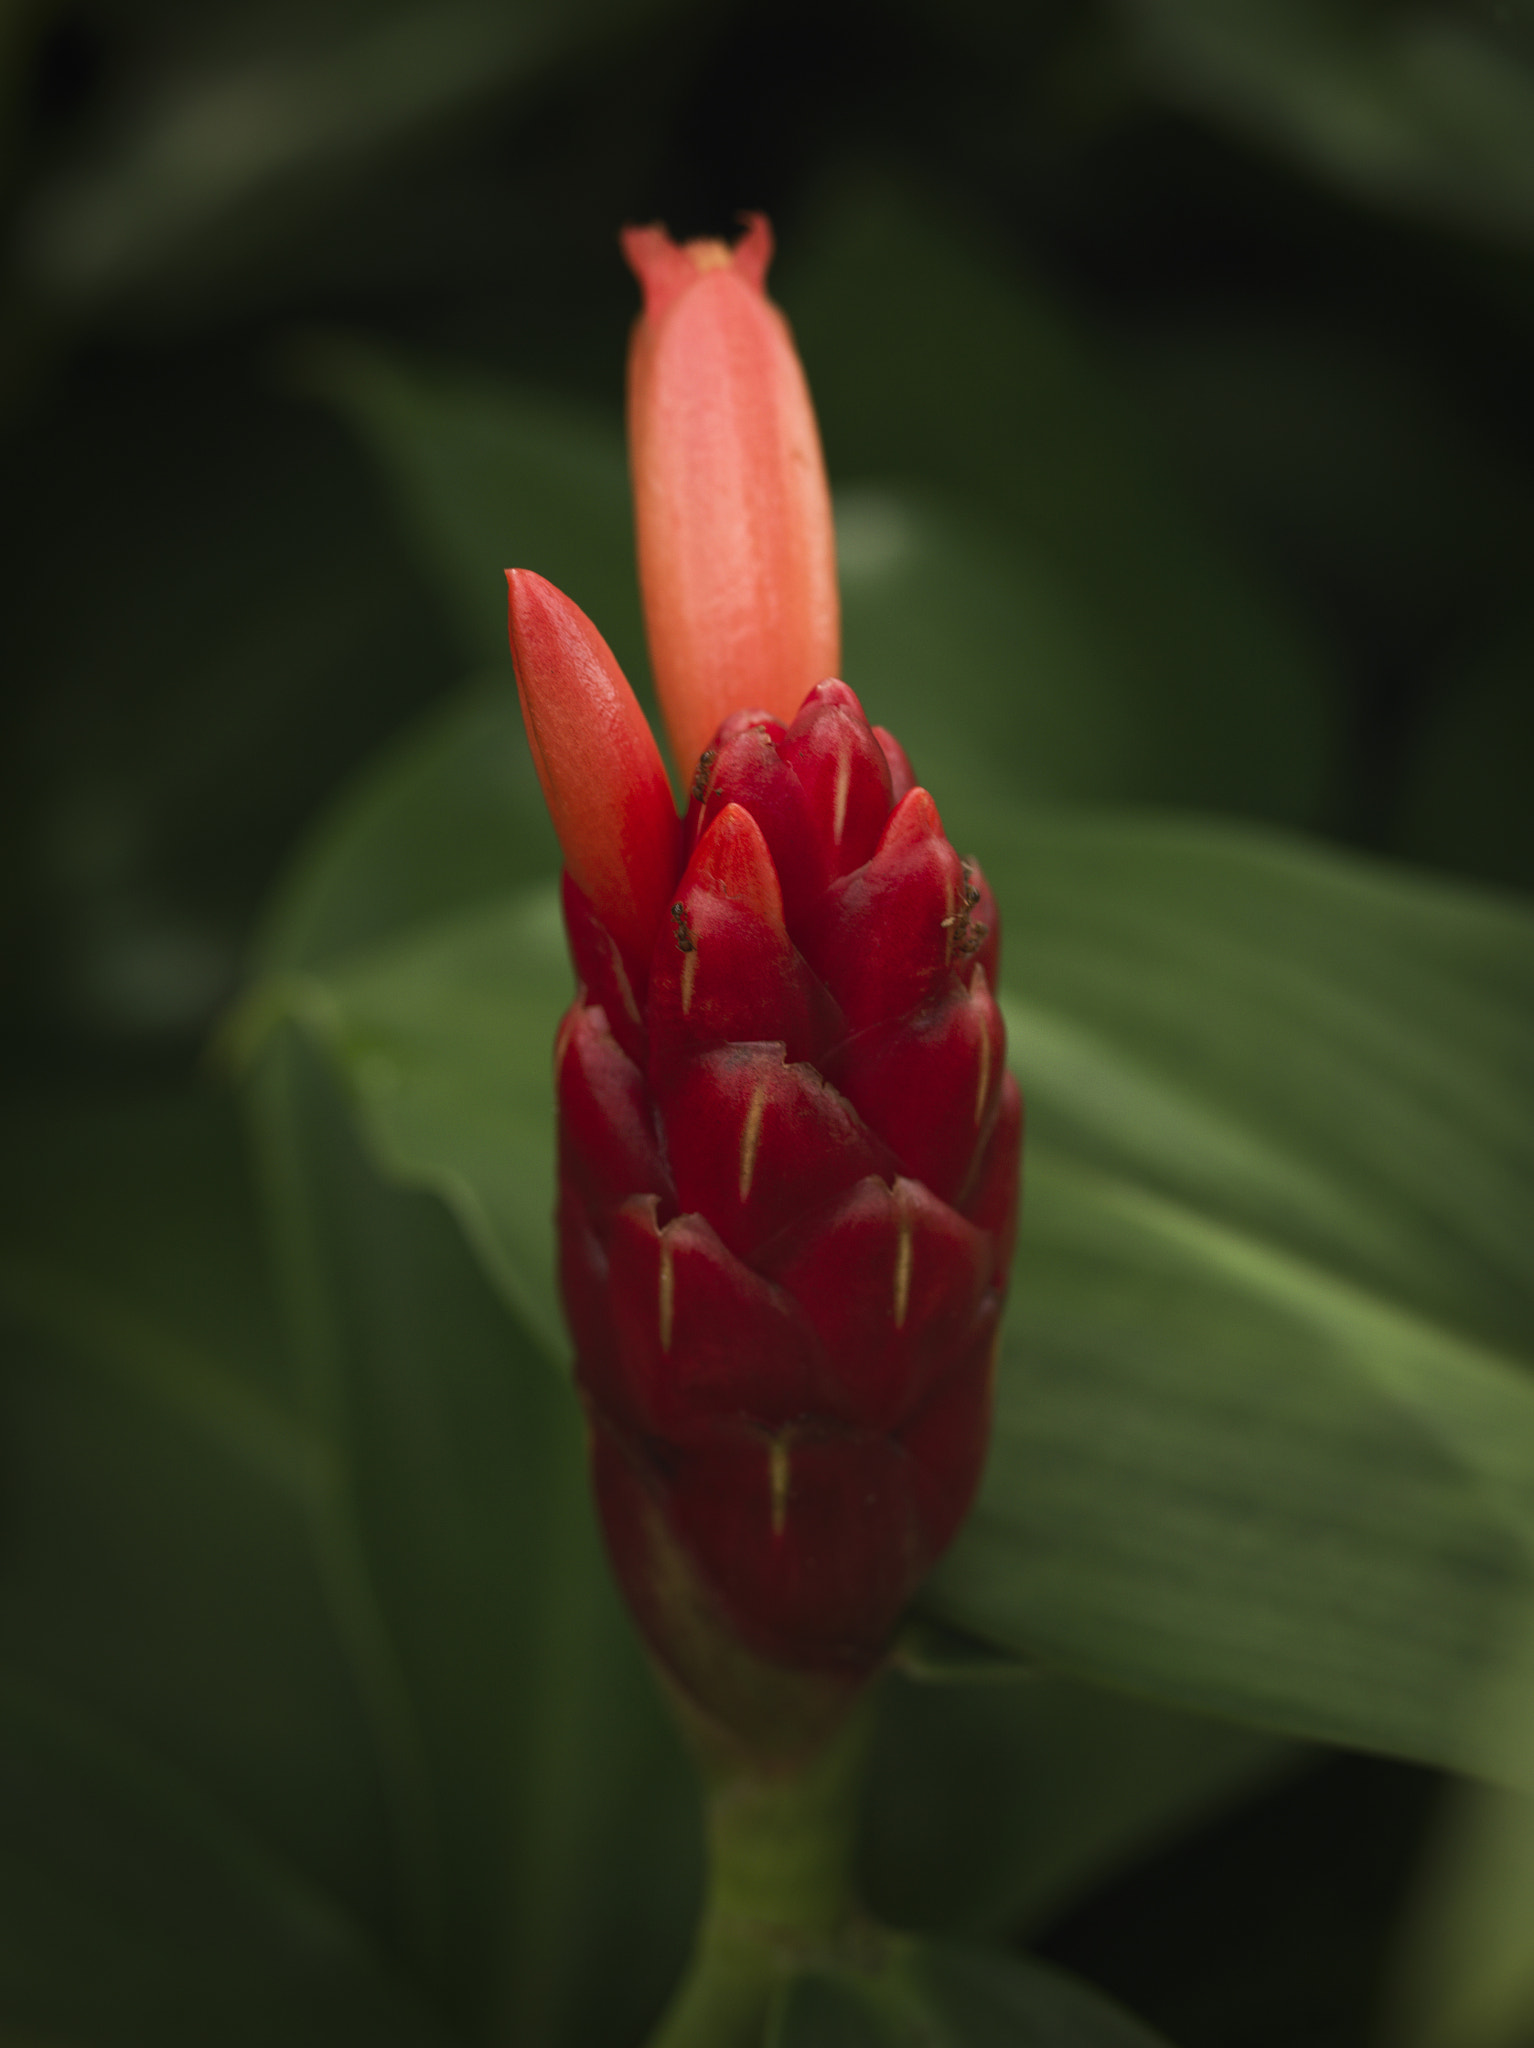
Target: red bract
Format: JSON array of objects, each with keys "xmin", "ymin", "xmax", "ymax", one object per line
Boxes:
[{"xmin": 509, "ymin": 219, "xmax": 1021, "ymax": 1752}]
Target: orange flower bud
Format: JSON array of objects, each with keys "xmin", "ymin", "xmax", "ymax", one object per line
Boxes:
[
  {"xmin": 505, "ymin": 567, "xmax": 680, "ymax": 970},
  {"xmin": 622, "ymin": 214, "xmax": 840, "ymax": 781}
]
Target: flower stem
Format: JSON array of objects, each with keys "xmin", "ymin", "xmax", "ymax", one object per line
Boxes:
[{"xmin": 647, "ymin": 1698, "xmax": 874, "ymax": 2048}]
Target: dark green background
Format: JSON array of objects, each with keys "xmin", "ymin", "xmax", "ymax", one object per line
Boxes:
[{"xmin": 3, "ymin": 4, "xmax": 1533, "ymax": 2044}]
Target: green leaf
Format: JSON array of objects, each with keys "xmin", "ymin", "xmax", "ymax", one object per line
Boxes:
[
  {"xmin": 0, "ymin": 346, "xmax": 458, "ymax": 1047},
  {"xmin": 296, "ymin": 337, "xmax": 645, "ymax": 681},
  {"xmin": 18, "ymin": 0, "xmax": 689, "ymax": 320},
  {"xmin": 0, "ymin": 1090, "xmax": 438, "ymax": 2041},
  {"xmin": 245, "ymin": 1026, "xmax": 699, "ymax": 2043},
  {"xmin": 1385, "ymin": 1626, "xmax": 1534, "ymax": 2048},
  {"xmin": 985, "ymin": 810, "xmax": 1534, "ymax": 1362},
  {"xmin": 256, "ymin": 677, "xmax": 554, "ymax": 975},
  {"xmin": 1392, "ymin": 1779, "xmax": 1534, "ymax": 2048},
  {"xmin": 0, "ymin": 1070, "xmax": 700, "ymax": 2043},
  {"xmin": 1394, "ymin": 598, "xmax": 1534, "ymax": 896},
  {"xmin": 0, "ymin": 1673, "xmax": 451, "ymax": 2048},
  {"xmin": 890, "ymin": 1613, "xmax": 1042, "ymax": 1683},
  {"xmin": 1123, "ymin": 312, "xmax": 1534, "ymax": 750},
  {"xmin": 769, "ymin": 1940, "xmax": 1173, "ymax": 2047},
  {"xmin": 778, "ymin": 169, "xmax": 1337, "ymax": 826},
  {"xmin": 929, "ymin": 813, "xmax": 1534, "ymax": 1774},
  {"xmin": 861, "ymin": 1671, "xmax": 1297, "ymax": 1938},
  {"xmin": 1121, "ymin": 0, "xmax": 1534, "ymax": 244},
  {"xmin": 833, "ymin": 486, "xmax": 1219, "ymax": 818},
  {"xmin": 251, "ymin": 885, "xmax": 572, "ymax": 1358}
]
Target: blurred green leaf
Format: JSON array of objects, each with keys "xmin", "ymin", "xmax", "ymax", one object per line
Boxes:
[
  {"xmin": 1393, "ymin": 1781, "xmax": 1534, "ymax": 2048},
  {"xmin": 0, "ymin": 1069, "xmax": 699, "ymax": 2042},
  {"xmin": 0, "ymin": 1673, "xmax": 454, "ymax": 2047},
  {"xmin": 257, "ymin": 675, "xmax": 554, "ymax": 974},
  {"xmin": 861, "ymin": 1672, "xmax": 1297, "ymax": 1939},
  {"xmin": 769, "ymin": 1940, "xmax": 1173, "ymax": 2047},
  {"xmin": 932, "ymin": 810, "xmax": 1534, "ymax": 1772},
  {"xmin": 1124, "ymin": 312, "xmax": 1534, "ymax": 661},
  {"xmin": 245, "ymin": 1025, "xmax": 698, "ymax": 2042},
  {"xmin": 1394, "ymin": 600, "xmax": 1534, "ymax": 896},
  {"xmin": 0, "ymin": 348, "xmax": 459, "ymax": 1050},
  {"xmin": 0, "ymin": 1089, "xmax": 434, "ymax": 2040},
  {"xmin": 248, "ymin": 886, "xmax": 571, "ymax": 1358},
  {"xmin": 0, "ymin": 1675, "xmax": 453, "ymax": 2048},
  {"xmin": 778, "ymin": 170, "xmax": 1338, "ymax": 826},
  {"xmin": 944, "ymin": 1148, "xmax": 1534, "ymax": 1776},
  {"xmin": 1386, "ymin": 1625, "xmax": 1534, "ymax": 2048},
  {"xmin": 1119, "ymin": 0, "xmax": 1534, "ymax": 242},
  {"xmin": 295, "ymin": 336, "xmax": 644, "ymax": 681},
  {"xmin": 247, "ymin": 681, "xmax": 1534, "ymax": 1781},
  {"xmin": 15, "ymin": 0, "xmax": 690, "ymax": 321},
  {"xmin": 832, "ymin": 486, "xmax": 1175, "ymax": 817}
]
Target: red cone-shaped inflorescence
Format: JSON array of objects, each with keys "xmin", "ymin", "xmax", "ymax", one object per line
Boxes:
[
  {"xmin": 555, "ymin": 673, "xmax": 1022, "ymax": 1735},
  {"xmin": 512, "ymin": 217, "xmax": 1020, "ymax": 1752}
]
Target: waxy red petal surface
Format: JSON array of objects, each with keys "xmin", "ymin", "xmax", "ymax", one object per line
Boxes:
[
  {"xmin": 658, "ymin": 1044, "xmax": 895, "ymax": 1261},
  {"xmin": 555, "ymin": 675, "xmax": 1019, "ymax": 1689},
  {"xmin": 760, "ymin": 1174, "xmax": 991, "ymax": 1431},
  {"xmin": 831, "ymin": 968, "xmax": 1005, "ymax": 1207},
  {"xmin": 557, "ymin": 1001, "xmax": 672, "ymax": 1217},
  {"xmin": 798, "ymin": 788, "xmax": 967, "ymax": 1033},
  {"xmin": 662, "ymin": 1421, "xmax": 924, "ymax": 1667},
  {"xmin": 776, "ymin": 681, "xmax": 894, "ymax": 883},
  {"xmin": 648, "ymin": 804, "xmax": 837, "ymax": 1070},
  {"xmin": 604, "ymin": 1197, "xmax": 823, "ymax": 1433}
]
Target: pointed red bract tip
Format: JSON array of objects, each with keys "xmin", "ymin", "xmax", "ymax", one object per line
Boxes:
[
  {"xmin": 682, "ymin": 800, "xmax": 786, "ymax": 929},
  {"xmin": 622, "ymin": 215, "xmax": 839, "ymax": 783},
  {"xmin": 872, "ymin": 726, "xmax": 917, "ymax": 801},
  {"xmin": 507, "ymin": 568, "xmax": 680, "ymax": 969}
]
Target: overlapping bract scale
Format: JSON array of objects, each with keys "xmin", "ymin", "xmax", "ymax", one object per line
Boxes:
[
  {"xmin": 647, "ymin": 803, "xmax": 839, "ymax": 1069},
  {"xmin": 556, "ymin": 676, "xmax": 1019, "ymax": 1690}
]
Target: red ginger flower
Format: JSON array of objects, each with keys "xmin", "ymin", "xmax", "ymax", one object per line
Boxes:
[{"xmin": 508, "ymin": 219, "xmax": 1021, "ymax": 1752}]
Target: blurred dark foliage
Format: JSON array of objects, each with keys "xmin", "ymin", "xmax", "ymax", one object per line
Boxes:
[
  {"xmin": 1035, "ymin": 1751, "xmax": 1441, "ymax": 2048},
  {"xmin": 3, "ymin": 0, "xmax": 1532, "ymax": 1077},
  {"xmin": 2, "ymin": 2, "xmax": 1532, "ymax": 2041}
]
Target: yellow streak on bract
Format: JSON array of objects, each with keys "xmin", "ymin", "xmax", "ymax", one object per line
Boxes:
[
  {"xmin": 738, "ymin": 1080, "xmax": 769, "ymax": 1203},
  {"xmin": 832, "ymin": 743, "xmax": 851, "ymax": 846},
  {"xmin": 893, "ymin": 1210, "xmax": 914, "ymax": 1330},
  {"xmin": 681, "ymin": 945, "xmax": 698, "ymax": 1016},
  {"xmin": 553, "ymin": 1008, "xmax": 576, "ymax": 1072},
  {"xmin": 609, "ymin": 937, "xmax": 642, "ymax": 1027},
  {"xmin": 974, "ymin": 1014, "xmax": 991, "ymax": 1126},
  {"xmin": 768, "ymin": 1438, "xmax": 791, "ymax": 1538},
  {"xmin": 658, "ymin": 1234, "xmax": 675, "ymax": 1353}
]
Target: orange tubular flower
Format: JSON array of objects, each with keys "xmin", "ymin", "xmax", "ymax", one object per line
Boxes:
[{"xmin": 622, "ymin": 214, "xmax": 841, "ymax": 779}]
